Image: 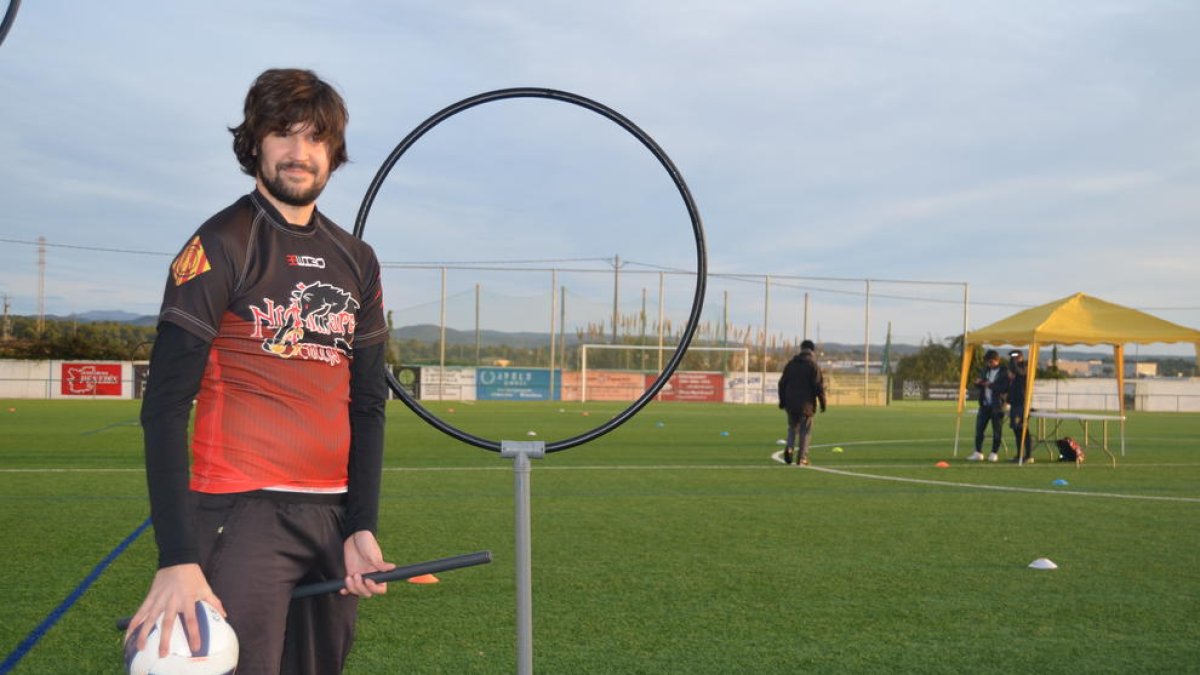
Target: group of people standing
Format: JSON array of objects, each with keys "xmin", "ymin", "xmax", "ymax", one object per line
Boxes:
[{"xmin": 969, "ymin": 348, "xmax": 1035, "ymax": 463}]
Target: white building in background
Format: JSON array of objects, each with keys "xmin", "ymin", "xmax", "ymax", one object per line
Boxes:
[
  {"xmin": 1055, "ymin": 359, "xmax": 1103, "ymax": 377},
  {"xmin": 1128, "ymin": 362, "xmax": 1158, "ymax": 378},
  {"xmin": 1054, "ymin": 359, "xmax": 1158, "ymax": 378}
]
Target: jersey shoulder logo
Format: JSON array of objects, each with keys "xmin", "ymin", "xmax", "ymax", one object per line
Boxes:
[{"xmin": 171, "ymin": 235, "xmax": 212, "ymax": 286}]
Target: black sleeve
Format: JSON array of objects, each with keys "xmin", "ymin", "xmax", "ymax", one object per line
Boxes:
[
  {"xmin": 994, "ymin": 367, "xmax": 1012, "ymax": 397},
  {"xmin": 344, "ymin": 342, "xmax": 388, "ymax": 536},
  {"xmin": 814, "ymin": 367, "xmax": 827, "ymax": 410},
  {"xmin": 140, "ymin": 321, "xmax": 212, "ymax": 568}
]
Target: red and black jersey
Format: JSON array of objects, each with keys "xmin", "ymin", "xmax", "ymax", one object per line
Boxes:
[{"xmin": 158, "ymin": 190, "xmax": 387, "ymax": 493}]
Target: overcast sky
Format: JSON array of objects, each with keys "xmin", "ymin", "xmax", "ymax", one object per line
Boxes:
[{"xmin": 1, "ymin": 1, "xmax": 1197, "ymax": 354}]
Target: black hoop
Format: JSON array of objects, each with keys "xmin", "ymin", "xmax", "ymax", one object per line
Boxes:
[
  {"xmin": 354, "ymin": 88, "xmax": 707, "ymax": 453},
  {"xmin": 0, "ymin": 0, "xmax": 21, "ymax": 47}
]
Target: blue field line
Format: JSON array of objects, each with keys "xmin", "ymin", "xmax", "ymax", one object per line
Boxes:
[
  {"xmin": 0, "ymin": 517, "xmax": 151, "ymax": 674},
  {"xmin": 80, "ymin": 418, "xmax": 141, "ymax": 436}
]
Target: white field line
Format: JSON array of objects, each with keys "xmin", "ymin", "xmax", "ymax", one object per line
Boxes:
[
  {"xmin": 4, "ymin": 461, "xmax": 1199, "ymax": 476},
  {"xmin": 3, "ymin": 436, "xmax": 1198, "ymax": 504},
  {"xmin": 799, "ymin": 462, "xmax": 1200, "ymax": 503},
  {"xmin": 0, "ymin": 468, "xmax": 144, "ymax": 473}
]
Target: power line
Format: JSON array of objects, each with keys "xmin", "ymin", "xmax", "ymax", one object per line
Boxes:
[
  {"xmin": 0, "ymin": 237, "xmax": 171, "ymax": 257},
  {"xmin": 3, "ymin": 236, "xmax": 1197, "ymax": 314},
  {"xmin": 379, "ymin": 256, "xmax": 612, "ymax": 267}
]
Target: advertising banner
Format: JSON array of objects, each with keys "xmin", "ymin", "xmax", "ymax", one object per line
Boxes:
[
  {"xmin": 419, "ymin": 366, "xmax": 476, "ymax": 401},
  {"xmin": 59, "ymin": 362, "xmax": 123, "ymax": 397},
  {"xmin": 652, "ymin": 372, "xmax": 725, "ymax": 402},
  {"xmin": 562, "ymin": 370, "xmax": 646, "ymax": 402},
  {"xmin": 393, "ymin": 365, "xmax": 421, "ymax": 399},
  {"xmin": 725, "ymin": 372, "xmax": 779, "ymax": 404},
  {"xmin": 477, "ymin": 367, "xmax": 560, "ymax": 401}
]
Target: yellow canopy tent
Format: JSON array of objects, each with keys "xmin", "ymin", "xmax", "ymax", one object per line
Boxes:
[{"xmin": 953, "ymin": 292, "xmax": 1200, "ymax": 456}]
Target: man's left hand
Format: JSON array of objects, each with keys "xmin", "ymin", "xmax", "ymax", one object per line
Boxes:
[{"xmin": 341, "ymin": 530, "xmax": 395, "ymax": 598}]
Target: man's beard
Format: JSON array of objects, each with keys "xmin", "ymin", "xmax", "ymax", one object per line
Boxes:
[{"xmin": 259, "ymin": 160, "xmax": 329, "ymax": 208}]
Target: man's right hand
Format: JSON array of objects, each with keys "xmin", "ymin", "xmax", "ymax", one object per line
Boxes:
[{"xmin": 124, "ymin": 563, "xmax": 225, "ymax": 658}]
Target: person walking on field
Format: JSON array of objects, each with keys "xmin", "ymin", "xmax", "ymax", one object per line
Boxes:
[
  {"xmin": 127, "ymin": 68, "xmax": 394, "ymax": 675},
  {"xmin": 778, "ymin": 339, "xmax": 827, "ymax": 466}
]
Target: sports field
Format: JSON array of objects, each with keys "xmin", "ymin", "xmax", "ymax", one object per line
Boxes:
[{"xmin": 1, "ymin": 398, "xmax": 1198, "ymax": 674}]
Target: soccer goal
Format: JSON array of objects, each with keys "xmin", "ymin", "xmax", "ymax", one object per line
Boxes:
[{"xmin": 579, "ymin": 344, "xmax": 750, "ymax": 404}]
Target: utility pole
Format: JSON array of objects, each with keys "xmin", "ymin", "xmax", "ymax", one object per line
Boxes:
[
  {"xmin": 37, "ymin": 236, "xmax": 46, "ymax": 333},
  {"xmin": 2, "ymin": 294, "xmax": 11, "ymax": 341},
  {"xmin": 610, "ymin": 254, "xmax": 622, "ymax": 344},
  {"xmin": 639, "ymin": 286, "xmax": 647, "ymax": 370}
]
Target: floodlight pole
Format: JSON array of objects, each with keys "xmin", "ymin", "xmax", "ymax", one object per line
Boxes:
[{"xmin": 502, "ymin": 440, "xmax": 545, "ymax": 675}]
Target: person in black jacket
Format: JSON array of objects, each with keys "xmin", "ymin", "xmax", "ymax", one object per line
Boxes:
[
  {"xmin": 969, "ymin": 349, "xmax": 1010, "ymax": 462},
  {"xmin": 778, "ymin": 339, "xmax": 827, "ymax": 465},
  {"xmin": 1007, "ymin": 350, "xmax": 1035, "ymax": 463}
]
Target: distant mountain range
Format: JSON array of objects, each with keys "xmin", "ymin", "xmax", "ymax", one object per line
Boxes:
[
  {"xmin": 27, "ymin": 314, "xmax": 926, "ymax": 359},
  {"xmin": 50, "ymin": 313, "xmax": 917, "ymax": 354},
  {"xmin": 393, "ymin": 323, "xmax": 578, "ymax": 348},
  {"xmin": 50, "ymin": 310, "xmax": 158, "ymax": 326}
]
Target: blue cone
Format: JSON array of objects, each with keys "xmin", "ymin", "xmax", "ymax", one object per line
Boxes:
[{"xmin": 1052, "ymin": 478, "xmax": 1069, "ymax": 487}]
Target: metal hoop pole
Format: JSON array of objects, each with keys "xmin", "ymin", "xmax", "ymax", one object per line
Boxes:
[{"xmin": 502, "ymin": 440, "xmax": 544, "ymax": 675}]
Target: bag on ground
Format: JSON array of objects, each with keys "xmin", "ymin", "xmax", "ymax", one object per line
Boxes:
[{"xmin": 1056, "ymin": 437, "xmax": 1085, "ymax": 463}]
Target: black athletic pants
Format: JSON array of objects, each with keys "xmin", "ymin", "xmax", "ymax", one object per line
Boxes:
[
  {"xmin": 974, "ymin": 404, "xmax": 1005, "ymax": 453},
  {"xmin": 1010, "ymin": 410, "xmax": 1034, "ymax": 458},
  {"xmin": 194, "ymin": 490, "xmax": 358, "ymax": 675}
]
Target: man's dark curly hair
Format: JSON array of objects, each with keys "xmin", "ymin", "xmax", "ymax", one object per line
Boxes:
[{"xmin": 229, "ymin": 68, "xmax": 349, "ymax": 176}]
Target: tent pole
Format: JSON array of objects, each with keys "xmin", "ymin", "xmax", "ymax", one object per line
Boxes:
[
  {"xmin": 1019, "ymin": 344, "xmax": 1039, "ymax": 465},
  {"xmin": 1115, "ymin": 345, "xmax": 1126, "ymax": 456},
  {"xmin": 953, "ymin": 283, "xmax": 970, "ymax": 457},
  {"xmin": 954, "ymin": 341, "xmax": 974, "ymax": 457}
]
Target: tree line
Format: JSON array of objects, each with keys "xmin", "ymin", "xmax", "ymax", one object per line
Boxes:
[
  {"xmin": 1, "ymin": 316, "xmax": 157, "ymax": 360},
  {"xmin": 892, "ymin": 336, "xmax": 1197, "ymax": 383},
  {"xmin": 1, "ymin": 313, "xmax": 798, "ymax": 371}
]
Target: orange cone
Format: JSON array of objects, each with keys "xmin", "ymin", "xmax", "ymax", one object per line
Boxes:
[
  {"xmin": 407, "ymin": 574, "xmax": 440, "ymax": 584},
  {"xmin": 935, "ymin": 461, "xmax": 950, "ymax": 468}
]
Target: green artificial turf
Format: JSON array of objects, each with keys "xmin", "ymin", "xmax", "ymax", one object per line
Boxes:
[{"xmin": 1, "ymin": 399, "xmax": 1197, "ymax": 673}]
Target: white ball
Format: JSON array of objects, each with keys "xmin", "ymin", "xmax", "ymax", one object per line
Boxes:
[{"xmin": 125, "ymin": 600, "xmax": 238, "ymax": 675}]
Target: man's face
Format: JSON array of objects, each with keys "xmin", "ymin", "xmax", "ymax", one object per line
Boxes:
[
  {"xmin": 986, "ymin": 357, "xmax": 1000, "ymax": 368},
  {"xmin": 256, "ymin": 122, "xmax": 332, "ymax": 208}
]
